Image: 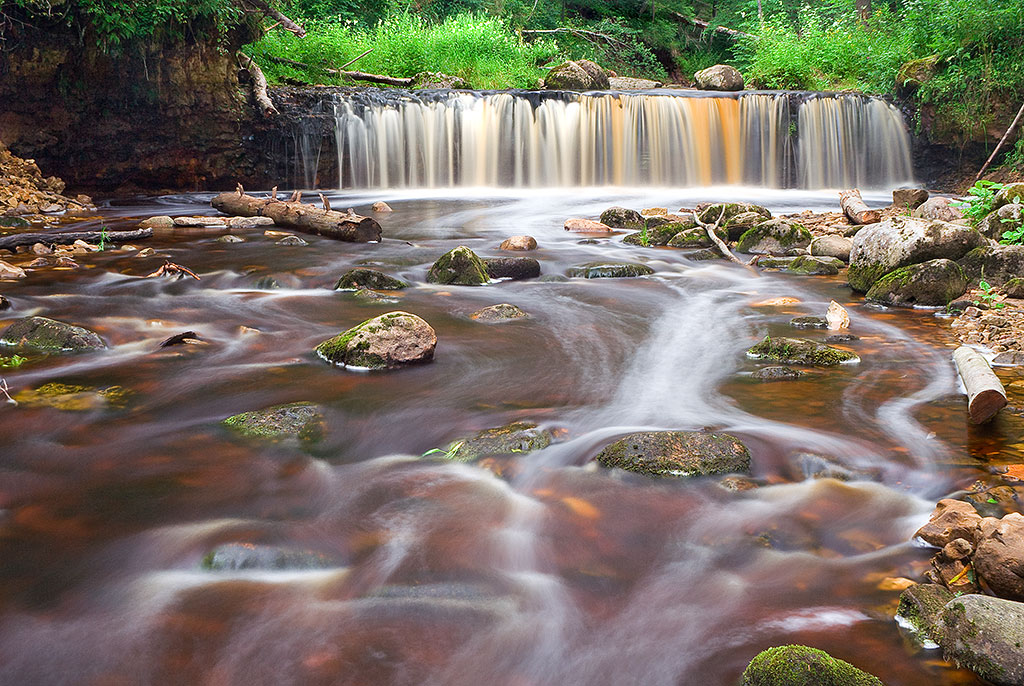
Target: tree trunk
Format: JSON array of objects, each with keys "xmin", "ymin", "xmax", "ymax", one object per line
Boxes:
[
  {"xmin": 211, "ymin": 192, "xmax": 382, "ymax": 243},
  {"xmin": 237, "ymin": 53, "xmax": 278, "ymax": 117},
  {"xmin": 839, "ymin": 189, "xmax": 881, "ymax": 225},
  {"xmin": 0, "ymin": 228, "xmax": 152, "ymax": 250},
  {"xmin": 953, "ymin": 346, "xmax": 1007, "ymax": 424},
  {"xmin": 856, "ymin": 0, "xmax": 871, "ymax": 24},
  {"xmin": 976, "ymin": 102, "xmax": 1024, "ymax": 182}
]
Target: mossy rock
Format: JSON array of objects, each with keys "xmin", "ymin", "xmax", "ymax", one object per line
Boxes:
[
  {"xmin": 429, "ymin": 421, "xmax": 555, "ymax": 462},
  {"xmin": 600, "ymin": 206, "xmax": 643, "ymax": 229},
  {"xmin": 757, "ymin": 257, "xmax": 796, "ymax": 270},
  {"xmin": 866, "ymin": 259, "xmax": 967, "ymax": 307},
  {"xmin": 736, "ymin": 219, "xmax": 812, "ymax": 255},
  {"xmin": 334, "ymin": 268, "xmax": 408, "ymax": 291},
  {"xmin": 724, "ymin": 211, "xmax": 769, "ymax": 241},
  {"xmin": 543, "ymin": 59, "xmax": 609, "ymax": 90},
  {"xmin": 594, "ymin": 430, "xmax": 750, "ymax": 477},
  {"xmin": 623, "ymin": 222, "xmax": 697, "ymax": 247},
  {"xmin": 787, "ymin": 255, "xmax": 843, "ymax": 275},
  {"xmin": 201, "ymin": 543, "xmax": 337, "ymax": 571},
  {"xmin": 939, "ymin": 595, "xmax": 1024, "ymax": 686},
  {"xmin": 993, "ymin": 183, "xmax": 1024, "ymax": 209},
  {"xmin": 747, "ymin": 336, "xmax": 858, "ymax": 367},
  {"xmin": 567, "ymin": 262, "xmax": 654, "ymax": 278},
  {"xmin": 957, "ymin": 244, "xmax": 1024, "ymax": 287},
  {"xmin": 897, "ymin": 55, "xmax": 939, "ymax": 91},
  {"xmin": 469, "ymin": 303, "xmax": 530, "ymax": 322},
  {"xmin": 350, "ymin": 288, "xmax": 399, "ymax": 303},
  {"xmin": 687, "ymin": 248, "xmax": 724, "ymax": 261},
  {"xmin": 315, "ymin": 311, "xmax": 437, "ymax": 370},
  {"xmin": 13, "ymin": 382, "xmax": 129, "ymax": 410},
  {"xmin": 976, "ymin": 204, "xmax": 1023, "ymax": 240},
  {"xmin": 666, "ymin": 227, "xmax": 715, "ymax": 249},
  {"xmin": 741, "ymin": 645, "xmax": 884, "ymax": 686},
  {"xmin": 426, "ymin": 246, "xmax": 490, "ymax": 285},
  {"xmin": 0, "ymin": 316, "xmax": 105, "ymax": 352},
  {"xmin": 697, "ymin": 202, "xmax": 771, "ymax": 227},
  {"xmin": 1001, "ymin": 277, "xmax": 1024, "ymax": 299},
  {"xmin": 896, "ymin": 583, "xmax": 953, "ymax": 646},
  {"xmin": 222, "ymin": 401, "xmax": 325, "ymax": 443},
  {"xmin": 790, "ymin": 315, "xmax": 828, "ymax": 329}
]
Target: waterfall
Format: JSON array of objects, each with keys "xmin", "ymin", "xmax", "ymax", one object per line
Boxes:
[{"xmin": 324, "ymin": 90, "xmax": 912, "ymax": 190}]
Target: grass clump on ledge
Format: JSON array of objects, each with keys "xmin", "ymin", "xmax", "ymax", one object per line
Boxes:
[{"xmin": 248, "ymin": 13, "xmax": 561, "ymax": 89}]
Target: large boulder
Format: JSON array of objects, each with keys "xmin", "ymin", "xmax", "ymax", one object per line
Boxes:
[
  {"xmin": 484, "ymin": 257, "xmax": 541, "ymax": 281},
  {"xmin": 896, "ymin": 55, "xmax": 939, "ymax": 92},
  {"xmin": 958, "ymin": 244, "xmax": 1024, "ymax": 287},
  {"xmin": 694, "ymin": 64, "xmax": 744, "ymax": 91},
  {"xmin": 0, "ymin": 315, "xmax": 105, "ymax": 352},
  {"xmin": 426, "ymin": 246, "xmax": 490, "ymax": 285},
  {"xmin": 914, "ymin": 499, "xmax": 984, "ymax": 547},
  {"xmin": 994, "ymin": 182, "xmax": 1024, "ymax": 209},
  {"xmin": 736, "ymin": 218, "xmax": 812, "ymax": 255},
  {"xmin": 865, "ymin": 259, "xmax": 967, "ymax": 307},
  {"xmin": 600, "ymin": 206, "xmax": 643, "ymax": 229},
  {"xmin": 973, "ymin": 513, "xmax": 1024, "ymax": 601},
  {"xmin": 429, "ymin": 421, "xmax": 554, "ymax": 462},
  {"xmin": 913, "ymin": 196, "xmax": 964, "ymax": 222},
  {"xmin": 315, "ymin": 311, "xmax": 436, "ymax": 370},
  {"xmin": 543, "ymin": 60, "xmax": 609, "ymax": 90},
  {"xmin": 594, "ymin": 430, "xmax": 750, "ymax": 477},
  {"xmin": 847, "ymin": 217, "xmax": 986, "ymax": 292},
  {"xmin": 608, "ymin": 76, "xmax": 662, "ymax": 90},
  {"xmin": 810, "ymin": 235, "xmax": 853, "ymax": 262},
  {"xmin": 697, "ymin": 202, "xmax": 771, "ymax": 227},
  {"xmin": 977, "ymin": 203, "xmax": 1024, "ymax": 240},
  {"xmin": 334, "ymin": 268, "xmax": 408, "ymax": 291},
  {"xmin": 741, "ymin": 645, "xmax": 883, "ymax": 686},
  {"xmin": 786, "ymin": 255, "xmax": 843, "ymax": 275},
  {"xmin": 939, "ymin": 595, "xmax": 1024, "ymax": 686},
  {"xmin": 747, "ymin": 336, "xmax": 859, "ymax": 366},
  {"xmin": 896, "ymin": 583, "xmax": 955, "ymax": 644},
  {"xmin": 666, "ymin": 227, "xmax": 715, "ymax": 249},
  {"xmin": 623, "ymin": 221, "xmax": 698, "ymax": 246},
  {"xmin": 222, "ymin": 402, "xmax": 324, "ymax": 443},
  {"xmin": 893, "ymin": 187, "xmax": 929, "ymax": 210},
  {"xmin": 567, "ymin": 262, "xmax": 654, "ymax": 278}
]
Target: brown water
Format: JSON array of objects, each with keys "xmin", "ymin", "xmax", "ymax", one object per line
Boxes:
[{"xmin": 0, "ymin": 187, "xmax": 1018, "ymax": 686}]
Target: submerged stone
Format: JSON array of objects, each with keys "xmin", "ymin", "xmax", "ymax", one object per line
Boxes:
[
  {"xmin": 789, "ymin": 316, "xmax": 828, "ymax": 329},
  {"xmin": 0, "ymin": 316, "xmax": 105, "ymax": 352},
  {"xmin": 567, "ymin": 262, "xmax": 654, "ymax": 278},
  {"xmin": 865, "ymin": 259, "xmax": 967, "ymax": 307},
  {"xmin": 335, "ymin": 267, "xmax": 408, "ymax": 291},
  {"xmin": 222, "ymin": 401, "xmax": 325, "ymax": 442},
  {"xmin": 13, "ymin": 382, "xmax": 129, "ymax": 411},
  {"xmin": 747, "ymin": 336, "xmax": 859, "ymax": 367},
  {"xmin": 351, "ymin": 288, "xmax": 399, "ymax": 303},
  {"xmin": 201, "ymin": 543, "xmax": 337, "ymax": 571},
  {"xmin": 426, "ymin": 246, "xmax": 490, "ymax": 285},
  {"xmin": 741, "ymin": 645, "xmax": 884, "ymax": 686},
  {"xmin": 429, "ymin": 421, "xmax": 555, "ymax": 462},
  {"xmin": 315, "ymin": 311, "xmax": 436, "ymax": 370},
  {"xmin": 469, "ymin": 303, "xmax": 530, "ymax": 322},
  {"xmin": 594, "ymin": 430, "xmax": 751, "ymax": 477},
  {"xmin": 752, "ymin": 366, "xmax": 804, "ymax": 381}
]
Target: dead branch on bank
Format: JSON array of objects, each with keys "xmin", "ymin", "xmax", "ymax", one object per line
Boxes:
[
  {"xmin": 692, "ymin": 208, "xmax": 760, "ymax": 276},
  {"xmin": 237, "ymin": 52, "xmax": 279, "ymax": 117},
  {"xmin": 976, "ymin": 102, "xmax": 1024, "ymax": 182},
  {"xmin": 261, "ymin": 54, "xmax": 410, "ymax": 86},
  {"xmin": 240, "ymin": 0, "xmax": 306, "ymax": 37},
  {"xmin": 212, "ymin": 191, "xmax": 382, "ymax": 243},
  {"xmin": 520, "ymin": 28, "xmax": 632, "ymax": 51},
  {"xmin": 670, "ymin": 12, "xmax": 758, "ymax": 42}
]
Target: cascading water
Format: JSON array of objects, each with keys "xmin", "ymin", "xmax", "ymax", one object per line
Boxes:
[{"xmin": 328, "ymin": 90, "xmax": 912, "ymax": 190}]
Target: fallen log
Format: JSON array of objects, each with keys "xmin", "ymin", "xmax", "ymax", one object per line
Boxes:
[
  {"xmin": 0, "ymin": 228, "xmax": 152, "ymax": 250},
  {"xmin": 338, "ymin": 70, "xmax": 412, "ymax": 87},
  {"xmin": 953, "ymin": 346, "xmax": 1007, "ymax": 424},
  {"xmin": 670, "ymin": 12, "xmax": 759, "ymax": 41},
  {"xmin": 692, "ymin": 208, "xmax": 760, "ymax": 276},
  {"xmin": 211, "ymin": 192, "xmax": 381, "ymax": 242},
  {"xmin": 238, "ymin": 53, "xmax": 279, "ymax": 117},
  {"xmin": 839, "ymin": 189, "xmax": 881, "ymax": 225}
]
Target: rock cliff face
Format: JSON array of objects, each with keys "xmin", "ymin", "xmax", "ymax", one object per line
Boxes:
[{"xmin": 0, "ymin": 27, "xmax": 271, "ymax": 192}]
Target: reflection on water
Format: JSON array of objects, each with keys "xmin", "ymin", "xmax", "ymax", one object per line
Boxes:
[{"xmin": 0, "ymin": 188, "xmax": 1011, "ymax": 686}]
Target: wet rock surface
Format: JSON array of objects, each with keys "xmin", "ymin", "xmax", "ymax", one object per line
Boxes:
[
  {"xmin": 939, "ymin": 595, "xmax": 1024, "ymax": 686},
  {"xmin": 865, "ymin": 258, "xmax": 967, "ymax": 307},
  {"xmin": 316, "ymin": 311, "xmax": 437, "ymax": 370},
  {"xmin": 0, "ymin": 315, "xmax": 105, "ymax": 352},
  {"xmin": 335, "ymin": 268, "xmax": 410, "ymax": 291},
  {"xmin": 484, "ymin": 257, "xmax": 541, "ymax": 281},
  {"xmin": 741, "ymin": 645, "xmax": 884, "ymax": 686},
  {"xmin": 426, "ymin": 246, "xmax": 491, "ymax": 285},
  {"xmin": 201, "ymin": 543, "xmax": 338, "ymax": 571},
  {"xmin": 469, "ymin": 303, "xmax": 530, "ymax": 322},
  {"xmin": 747, "ymin": 336, "xmax": 858, "ymax": 366},
  {"xmin": 430, "ymin": 421, "xmax": 555, "ymax": 462},
  {"xmin": 567, "ymin": 262, "xmax": 654, "ymax": 278},
  {"xmin": 222, "ymin": 402, "xmax": 325, "ymax": 443},
  {"xmin": 594, "ymin": 430, "xmax": 751, "ymax": 477}
]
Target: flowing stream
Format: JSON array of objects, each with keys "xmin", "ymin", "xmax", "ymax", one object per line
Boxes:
[{"xmin": 2, "ymin": 184, "xmax": 1019, "ymax": 686}]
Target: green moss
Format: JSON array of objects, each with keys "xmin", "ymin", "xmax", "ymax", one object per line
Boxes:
[
  {"xmin": 426, "ymin": 246, "xmax": 490, "ymax": 285},
  {"xmin": 787, "ymin": 255, "xmax": 841, "ymax": 275},
  {"xmin": 747, "ymin": 336, "xmax": 858, "ymax": 367},
  {"xmin": 222, "ymin": 401, "xmax": 324, "ymax": 442},
  {"xmin": 567, "ymin": 262, "xmax": 655, "ymax": 278},
  {"xmin": 742, "ymin": 645, "xmax": 883, "ymax": 686},
  {"xmin": 848, "ymin": 262, "xmax": 891, "ymax": 292},
  {"xmin": 429, "ymin": 421, "xmax": 555, "ymax": 462},
  {"xmin": 334, "ymin": 268, "xmax": 408, "ymax": 291},
  {"xmin": 315, "ymin": 317, "xmax": 375, "ymax": 363}
]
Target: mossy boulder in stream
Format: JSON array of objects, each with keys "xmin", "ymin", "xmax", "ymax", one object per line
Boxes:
[
  {"xmin": 469, "ymin": 303, "xmax": 530, "ymax": 322},
  {"xmin": 747, "ymin": 336, "xmax": 859, "ymax": 366},
  {"xmin": 201, "ymin": 543, "xmax": 337, "ymax": 571},
  {"xmin": 896, "ymin": 583, "xmax": 954, "ymax": 645},
  {"xmin": 939, "ymin": 594, "xmax": 1024, "ymax": 686},
  {"xmin": 958, "ymin": 244, "xmax": 1024, "ymax": 287},
  {"xmin": 334, "ymin": 268, "xmax": 408, "ymax": 291},
  {"xmin": 977, "ymin": 204, "xmax": 1023, "ymax": 240},
  {"xmin": 624, "ymin": 222, "xmax": 698, "ymax": 246},
  {"xmin": 866, "ymin": 259, "xmax": 967, "ymax": 307},
  {"xmin": 426, "ymin": 246, "xmax": 490, "ymax": 285},
  {"xmin": 736, "ymin": 219, "xmax": 812, "ymax": 255},
  {"xmin": 484, "ymin": 257, "xmax": 541, "ymax": 280},
  {"xmin": 222, "ymin": 401, "xmax": 325, "ymax": 443},
  {"xmin": 567, "ymin": 262, "xmax": 654, "ymax": 278},
  {"xmin": 594, "ymin": 430, "xmax": 750, "ymax": 477},
  {"xmin": 429, "ymin": 421, "xmax": 555, "ymax": 462},
  {"xmin": 0, "ymin": 316, "xmax": 105, "ymax": 352},
  {"xmin": 724, "ymin": 211, "xmax": 770, "ymax": 241},
  {"xmin": 993, "ymin": 182, "xmax": 1024, "ymax": 209},
  {"xmin": 786, "ymin": 255, "xmax": 843, "ymax": 275},
  {"xmin": 741, "ymin": 645, "xmax": 884, "ymax": 686},
  {"xmin": 666, "ymin": 227, "xmax": 715, "ymax": 248},
  {"xmin": 13, "ymin": 382, "xmax": 129, "ymax": 410},
  {"xmin": 600, "ymin": 206, "xmax": 643, "ymax": 229},
  {"xmin": 315, "ymin": 311, "xmax": 436, "ymax": 370},
  {"xmin": 697, "ymin": 202, "xmax": 771, "ymax": 237}
]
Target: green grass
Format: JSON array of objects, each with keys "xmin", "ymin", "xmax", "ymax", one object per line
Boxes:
[{"xmin": 248, "ymin": 13, "xmax": 562, "ymax": 89}]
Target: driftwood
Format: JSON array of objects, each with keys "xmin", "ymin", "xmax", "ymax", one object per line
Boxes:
[
  {"xmin": 839, "ymin": 189, "xmax": 881, "ymax": 225},
  {"xmin": 238, "ymin": 53, "xmax": 279, "ymax": 117},
  {"xmin": 692, "ymin": 208, "xmax": 760, "ymax": 276},
  {"xmin": 670, "ymin": 12, "xmax": 759, "ymax": 41},
  {"xmin": 0, "ymin": 228, "xmax": 152, "ymax": 250},
  {"xmin": 953, "ymin": 346, "xmax": 1007, "ymax": 424},
  {"xmin": 976, "ymin": 102, "xmax": 1024, "ymax": 182},
  {"xmin": 211, "ymin": 191, "xmax": 382, "ymax": 242},
  {"xmin": 242, "ymin": 0, "xmax": 306, "ymax": 37}
]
